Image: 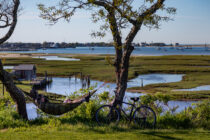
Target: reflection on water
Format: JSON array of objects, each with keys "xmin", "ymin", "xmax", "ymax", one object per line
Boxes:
[
  {"xmin": 33, "ymin": 56, "xmax": 80, "ymax": 61},
  {"xmin": 44, "ymin": 77, "xmax": 92, "ymax": 96},
  {"xmin": 175, "ymin": 85, "xmax": 210, "ymax": 91},
  {"xmin": 44, "ymin": 74, "xmax": 184, "ymax": 97}
]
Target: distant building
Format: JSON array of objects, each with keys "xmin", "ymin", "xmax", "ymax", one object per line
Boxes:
[
  {"xmin": 175, "ymin": 43, "xmax": 180, "ymax": 46},
  {"xmin": 51, "ymin": 43, "xmax": 61, "ymax": 48},
  {"xmin": 149, "ymin": 43, "xmax": 166, "ymax": 46},
  {"xmin": 13, "ymin": 64, "xmax": 36, "ymax": 80},
  {"xmin": 141, "ymin": 42, "xmax": 149, "ymax": 47}
]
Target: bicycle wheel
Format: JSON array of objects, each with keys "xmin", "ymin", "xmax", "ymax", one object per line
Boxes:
[
  {"xmin": 133, "ymin": 106, "xmax": 156, "ymax": 128},
  {"xmin": 95, "ymin": 105, "xmax": 120, "ymax": 126}
]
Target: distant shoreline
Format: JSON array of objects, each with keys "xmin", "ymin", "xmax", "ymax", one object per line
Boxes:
[
  {"xmin": 149, "ymin": 44, "xmax": 210, "ymax": 47},
  {"xmin": 0, "ymin": 44, "xmax": 210, "ymax": 52}
]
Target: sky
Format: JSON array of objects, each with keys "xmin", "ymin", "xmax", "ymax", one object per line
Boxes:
[{"xmin": 2, "ymin": 0, "xmax": 210, "ymax": 44}]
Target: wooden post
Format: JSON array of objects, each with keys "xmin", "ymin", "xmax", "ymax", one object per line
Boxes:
[
  {"xmin": 44, "ymin": 71, "xmax": 47, "ymax": 82},
  {"xmin": 87, "ymin": 76, "xmax": 90, "ymax": 88},
  {"xmin": 141, "ymin": 78, "xmax": 144, "ymax": 87}
]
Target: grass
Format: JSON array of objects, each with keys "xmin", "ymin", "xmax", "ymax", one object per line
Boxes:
[
  {"xmin": 128, "ymin": 73, "xmax": 210, "ymax": 100},
  {"xmin": 1, "ymin": 54, "xmax": 210, "ymax": 139},
  {"xmin": 0, "ymin": 125, "xmax": 210, "ymax": 140},
  {"xmin": 1, "ymin": 87, "xmax": 210, "ymax": 139},
  {"xmin": 2, "ymin": 54, "xmax": 210, "ymax": 100}
]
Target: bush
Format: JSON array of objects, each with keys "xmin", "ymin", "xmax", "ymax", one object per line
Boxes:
[
  {"xmin": 157, "ymin": 112, "xmax": 192, "ymax": 129},
  {"xmin": 0, "ymin": 92, "xmax": 209, "ymax": 130},
  {"xmin": 0, "ymin": 106, "xmax": 28, "ymax": 129},
  {"xmin": 156, "ymin": 99, "xmax": 210, "ymax": 129},
  {"xmin": 188, "ymin": 100, "xmax": 210, "ymax": 129},
  {"xmin": 64, "ymin": 99, "xmax": 101, "ymax": 121}
]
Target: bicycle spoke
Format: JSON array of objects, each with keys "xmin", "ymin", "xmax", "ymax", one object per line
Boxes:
[
  {"xmin": 95, "ymin": 105, "xmax": 120, "ymax": 126},
  {"xmin": 133, "ymin": 106, "xmax": 156, "ymax": 128}
]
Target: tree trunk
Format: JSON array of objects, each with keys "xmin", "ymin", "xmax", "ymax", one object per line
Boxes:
[
  {"xmin": 0, "ymin": 60, "xmax": 28, "ymax": 120},
  {"xmin": 113, "ymin": 45, "xmax": 134, "ymax": 106}
]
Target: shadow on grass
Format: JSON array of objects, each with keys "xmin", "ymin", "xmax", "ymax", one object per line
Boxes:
[{"xmin": 141, "ymin": 131, "xmax": 182, "ymax": 140}]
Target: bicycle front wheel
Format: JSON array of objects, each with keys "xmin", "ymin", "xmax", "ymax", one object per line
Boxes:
[
  {"xmin": 133, "ymin": 106, "xmax": 156, "ymax": 128},
  {"xmin": 95, "ymin": 105, "xmax": 120, "ymax": 126}
]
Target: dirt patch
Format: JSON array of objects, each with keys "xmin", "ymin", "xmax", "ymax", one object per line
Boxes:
[{"xmin": 0, "ymin": 129, "xmax": 8, "ymax": 132}]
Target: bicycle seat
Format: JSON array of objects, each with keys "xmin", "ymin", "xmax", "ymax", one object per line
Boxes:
[{"xmin": 130, "ymin": 97, "xmax": 139, "ymax": 102}]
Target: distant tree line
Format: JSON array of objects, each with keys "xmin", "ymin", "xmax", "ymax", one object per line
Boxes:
[{"xmin": 0, "ymin": 42, "xmax": 142, "ymax": 50}]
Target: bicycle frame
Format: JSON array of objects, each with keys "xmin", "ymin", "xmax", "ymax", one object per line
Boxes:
[
  {"xmin": 117, "ymin": 101, "xmax": 137, "ymax": 122},
  {"xmin": 95, "ymin": 99, "xmax": 156, "ymax": 128}
]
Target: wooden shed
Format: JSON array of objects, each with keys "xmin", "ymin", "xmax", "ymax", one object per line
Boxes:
[{"xmin": 13, "ymin": 64, "xmax": 36, "ymax": 80}]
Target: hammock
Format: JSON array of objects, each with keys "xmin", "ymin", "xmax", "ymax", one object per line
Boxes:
[
  {"xmin": 22, "ymin": 89, "xmax": 97, "ymax": 115},
  {"xmin": 21, "ymin": 83, "xmax": 106, "ymax": 115},
  {"xmin": 23, "ymin": 90, "xmax": 97, "ymax": 115}
]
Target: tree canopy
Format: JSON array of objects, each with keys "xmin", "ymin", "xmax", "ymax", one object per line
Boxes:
[{"xmin": 38, "ymin": 0, "xmax": 176, "ymax": 105}]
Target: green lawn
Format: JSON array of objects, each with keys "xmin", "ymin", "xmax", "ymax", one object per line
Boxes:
[{"xmin": 0, "ymin": 126, "xmax": 210, "ymax": 140}]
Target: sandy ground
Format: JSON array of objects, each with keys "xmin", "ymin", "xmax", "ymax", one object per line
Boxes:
[
  {"xmin": 0, "ymin": 53, "xmax": 35, "ymax": 58},
  {"xmin": 0, "ymin": 53, "xmax": 106, "ymax": 58},
  {"xmin": 0, "ymin": 53, "xmax": 75, "ymax": 58}
]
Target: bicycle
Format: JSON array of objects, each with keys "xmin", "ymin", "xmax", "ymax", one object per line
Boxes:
[{"xmin": 95, "ymin": 97, "xmax": 156, "ymax": 128}]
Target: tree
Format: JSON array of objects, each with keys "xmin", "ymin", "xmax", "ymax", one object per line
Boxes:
[
  {"xmin": 38, "ymin": 0, "xmax": 176, "ymax": 105},
  {"xmin": 0, "ymin": 0, "xmax": 28, "ymax": 119},
  {"xmin": 0, "ymin": 1, "xmax": 99, "ymax": 120}
]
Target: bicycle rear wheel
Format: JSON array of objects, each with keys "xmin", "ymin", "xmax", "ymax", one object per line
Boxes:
[
  {"xmin": 133, "ymin": 106, "xmax": 156, "ymax": 128},
  {"xmin": 95, "ymin": 105, "xmax": 120, "ymax": 126}
]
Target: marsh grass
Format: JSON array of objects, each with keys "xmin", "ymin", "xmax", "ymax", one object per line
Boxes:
[{"xmin": 2, "ymin": 55, "xmax": 210, "ymax": 100}]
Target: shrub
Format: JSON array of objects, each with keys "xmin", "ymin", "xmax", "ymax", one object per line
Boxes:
[
  {"xmin": 157, "ymin": 112, "xmax": 192, "ymax": 129},
  {"xmin": 188, "ymin": 100, "xmax": 210, "ymax": 129},
  {"xmin": 0, "ymin": 106, "xmax": 28, "ymax": 129}
]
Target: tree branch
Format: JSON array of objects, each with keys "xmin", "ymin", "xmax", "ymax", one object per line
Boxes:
[
  {"xmin": 0, "ymin": 13, "xmax": 11, "ymax": 28},
  {"xmin": 137, "ymin": 0, "xmax": 166, "ymax": 23},
  {"xmin": 115, "ymin": 7, "xmax": 136, "ymax": 25},
  {"xmin": 0, "ymin": 0, "xmax": 19, "ymax": 44},
  {"xmin": 124, "ymin": 0, "xmax": 165, "ymax": 47}
]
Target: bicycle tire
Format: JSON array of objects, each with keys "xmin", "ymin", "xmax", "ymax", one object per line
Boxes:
[
  {"xmin": 95, "ymin": 105, "xmax": 120, "ymax": 126},
  {"xmin": 133, "ymin": 106, "xmax": 156, "ymax": 128}
]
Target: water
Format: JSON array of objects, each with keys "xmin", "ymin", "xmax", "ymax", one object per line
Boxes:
[
  {"xmin": 26, "ymin": 103, "xmax": 39, "ymax": 120},
  {"xmin": 2, "ymin": 46, "xmax": 210, "ymax": 55},
  {"xmin": 44, "ymin": 74, "xmax": 184, "ymax": 99},
  {"xmin": 128, "ymin": 74, "xmax": 184, "ymax": 88},
  {"xmin": 27, "ymin": 74, "xmax": 187, "ymax": 119},
  {"xmin": 26, "ymin": 73, "xmax": 199, "ymax": 119},
  {"xmin": 32, "ymin": 56, "xmax": 80, "ymax": 61},
  {"xmin": 175, "ymin": 85, "xmax": 210, "ymax": 91},
  {"xmin": 44, "ymin": 77, "xmax": 142, "ymax": 100},
  {"xmin": 167, "ymin": 100, "xmax": 197, "ymax": 113},
  {"xmin": 157, "ymin": 100, "xmax": 198, "ymax": 114},
  {"xmin": 3, "ymin": 66, "xmax": 14, "ymax": 69}
]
